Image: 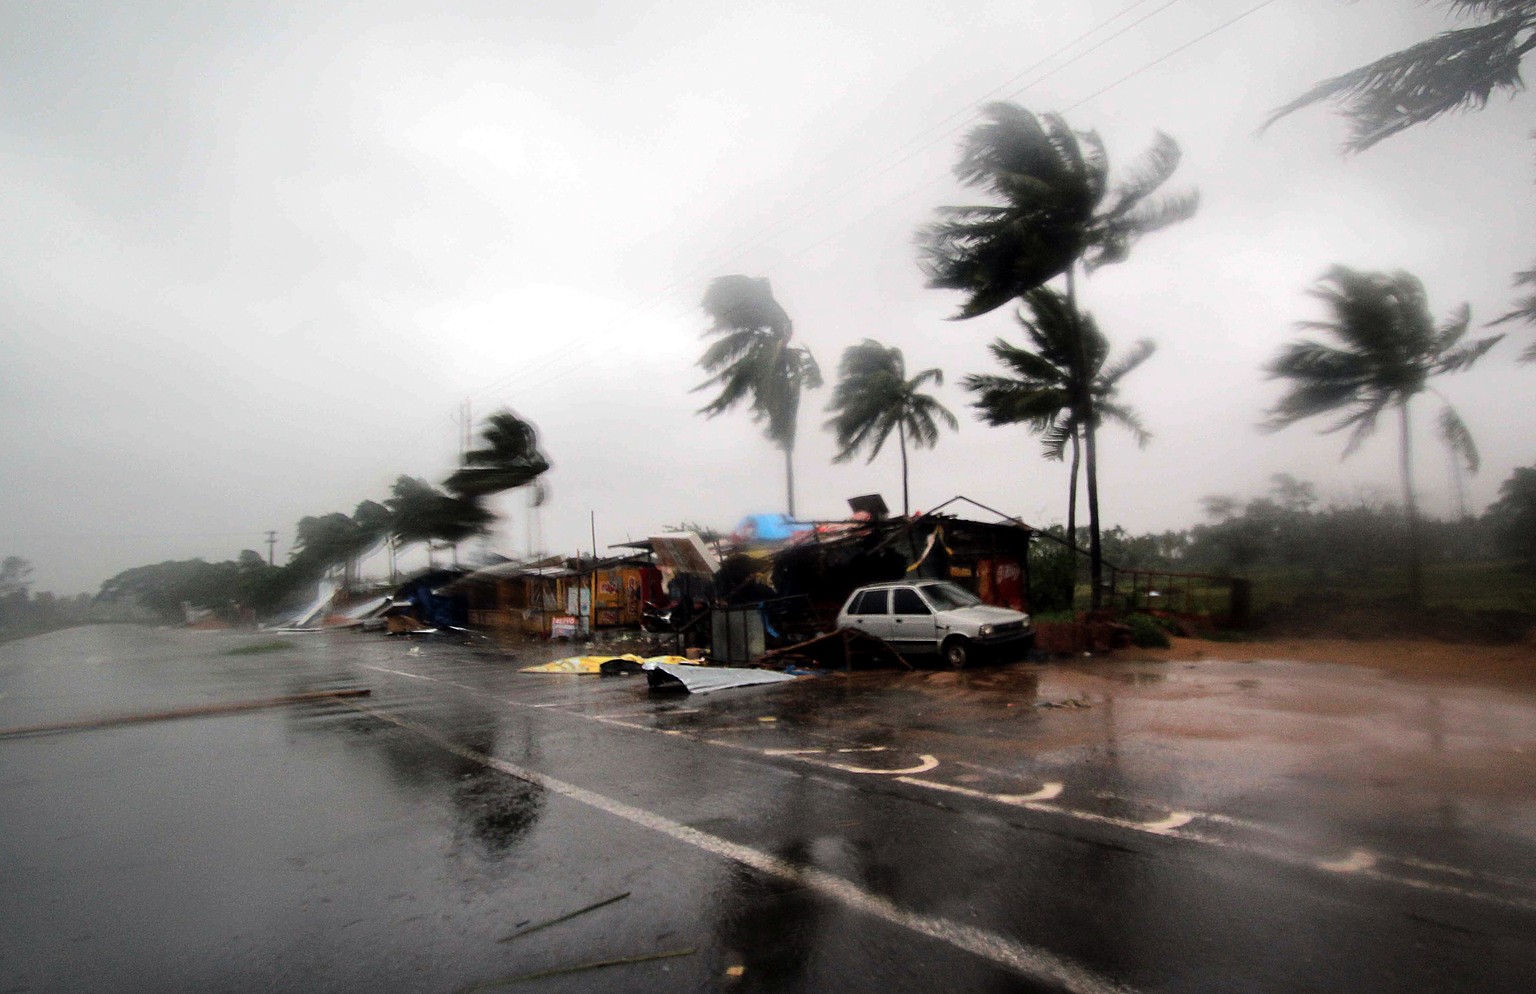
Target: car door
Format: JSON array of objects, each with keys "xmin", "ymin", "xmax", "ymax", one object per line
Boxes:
[
  {"xmin": 888, "ymin": 586, "xmax": 938, "ymax": 652},
  {"xmin": 842, "ymin": 588, "xmax": 890, "ymax": 639}
]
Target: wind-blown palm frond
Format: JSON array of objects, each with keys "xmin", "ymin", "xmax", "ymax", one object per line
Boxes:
[
  {"xmin": 1263, "ymin": 2, "xmax": 1536, "ymax": 152},
  {"xmin": 1490, "ymin": 263, "xmax": 1536, "ymax": 360},
  {"xmin": 918, "ymin": 103, "xmax": 1196, "ymax": 317},
  {"xmin": 695, "ymin": 275, "xmax": 821, "ymax": 514},
  {"xmin": 1265, "ymin": 265, "xmax": 1499, "ymax": 601},
  {"xmin": 1439, "ymin": 404, "xmax": 1482, "ymax": 472},
  {"xmin": 824, "ymin": 340, "xmax": 956, "ymax": 515},
  {"xmin": 445, "ymin": 410, "xmax": 551, "ymax": 498},
  {"xmin": 963, "ymin": 291, "xmax": 1154, "ymax": 463}
]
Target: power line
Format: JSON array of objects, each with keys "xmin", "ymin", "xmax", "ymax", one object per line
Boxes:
[
  {"xmin": 1065, "ymin": 0, "xmax": 1283, "ymax": 111},
  {"xmin": 446, "ymin": 1, "xmax": 1287, "ymax": 447},
  {"xmin": 460, "ymin": 0, "xmax": 1185, "ymax": 408}
]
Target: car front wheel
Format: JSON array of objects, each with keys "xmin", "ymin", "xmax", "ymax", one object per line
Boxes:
[{"xmin": 942, "ymin": 636, "xmax": 971, "ymax": 669}]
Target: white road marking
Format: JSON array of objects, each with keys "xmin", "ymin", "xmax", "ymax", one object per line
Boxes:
[
  {"xmin": 1141, "ymin": 813, "xmax": 1195, "ymax": 834},
  {"xmin": 352, "ymin": 660, "xmax": 1536, "ymax": 910},
  {"xmin": 345, "ymin": 699, "xmax": 1133, "ymax": 994},
  {"xmin": 1317, "ymin": 850, "xmax": 1377, "ymax": 874},
  {"xmin": 896, "ymin": 776, "xmax": 1064, "ymax": 806},
  {"xmin": 818, "ymin": 754, "xmax": 939, "ymax": 776},
  {"xmin": 358, "ymin": 664, "xmax": 432, "ymax": 682}
]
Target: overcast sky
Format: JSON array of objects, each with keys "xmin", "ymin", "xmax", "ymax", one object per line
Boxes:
[{"xmin": 3, "ymin": 0, "xmax": 1531, "ymax": 595}]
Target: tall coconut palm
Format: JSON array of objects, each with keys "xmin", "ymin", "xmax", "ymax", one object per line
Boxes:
[
  {"xmin": 824, "ymin": 340, "xmax": 958, "ymax": 517},
  {"xmin": 917, "ymin": 102, "xmax": 1195, "ymax": 605},
  {"xmin": 444, "ymin": 410, "xmax": 551, "ymax": 499},
  {"xmin": 1264, "ymin": 266, "xmax": 1502, "ymax": 603},
  {"xmin": 695, "ymin": 275, "xmax": 823, "ymax": 517},
  {"xmin": 1264, "ymin": 3, "xmax": 1536, "ymax": 356},
  {"xmin": 962, "ymin": 289, "xmax": 1154, "ymax": 604}
]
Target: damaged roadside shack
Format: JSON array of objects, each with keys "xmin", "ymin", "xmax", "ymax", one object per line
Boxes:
[
  {"xmin": 769, "ymin": 507, "xmax": 1034, "ymax": 624},
  {"xmin": 700, "ymin": 498, "xmax": 1036, "ymax": 665},
  {"xmin": 455, "ymin": 555, "xmax": 663, "ymax": 639}
]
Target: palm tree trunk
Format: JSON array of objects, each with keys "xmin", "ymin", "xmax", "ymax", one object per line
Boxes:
[
  {"xmin": 784, "ymin": 445, "xmax": 796, "ymax": 518},
  {"xmin": 1066, "ymin": 265, "xmax": 1103, "ymax": 610},
  {"xmin": 1084, "ymin": 415, "xmax": 1103, "ymax": 610},
  {"xmin": 1066, "ymin": 425, "xmax": 1080, "ymax": 609},
  {"xmin": 899, "ymin": 421, "xmax": 910, "ymax": 517},
  {"xmin": 1399, "ymin": 400, "xmax": 1424, "ymax": 604}
]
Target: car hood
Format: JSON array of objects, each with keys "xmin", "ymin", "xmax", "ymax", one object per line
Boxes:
[{"xmin": 939, "ymin": 605, "xmax": 1030, "ymax": 626}]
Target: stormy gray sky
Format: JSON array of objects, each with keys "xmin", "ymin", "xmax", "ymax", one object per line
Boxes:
[{"xmin": 3, "ymin": 0, "xmax": 1531, "ymax": 595}]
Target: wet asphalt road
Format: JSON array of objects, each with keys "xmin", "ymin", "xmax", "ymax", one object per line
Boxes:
[{"xmin": 2, "ymin": 625, "xmax": 1535, "ymax": 993}]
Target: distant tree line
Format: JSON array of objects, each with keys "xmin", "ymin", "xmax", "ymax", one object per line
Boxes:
[
  {"xmin": 692, "ymin": 2, "xmax": 1534, "ymax": 612},
  {"xmin": 1056, "ymin": 465, "xmax": 1536, "ymax": 584},
  {"xmin": 87, "ymin": 409, "xmax": 551, "ymax": 624}
]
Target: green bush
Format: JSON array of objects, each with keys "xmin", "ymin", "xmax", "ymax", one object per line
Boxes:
[{"xmin": 1127, "ymin": 613, "xmax": 1171, "ymax": 648}]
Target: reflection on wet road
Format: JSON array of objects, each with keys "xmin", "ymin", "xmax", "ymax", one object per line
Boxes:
[{"xmin": 2, "ymin": 625, "xmax": 1534, "ymax": 993}]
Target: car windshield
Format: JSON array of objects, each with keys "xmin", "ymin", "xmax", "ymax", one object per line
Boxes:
[{"xmin": 918, "ymin": 582, "xmax": 981, "ymax": 610}]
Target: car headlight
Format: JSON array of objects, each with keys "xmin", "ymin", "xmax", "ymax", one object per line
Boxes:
[{"xmin": 978, "ymin": 624, "xmax": 994, "ymax": 637}]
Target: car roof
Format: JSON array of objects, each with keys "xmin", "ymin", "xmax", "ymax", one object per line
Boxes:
[{"xmin": 854, "ymin": 580, "xmax": 944, "ymax": 590}]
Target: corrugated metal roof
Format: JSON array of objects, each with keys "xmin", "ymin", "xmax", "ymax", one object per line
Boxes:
[{"xmin": 642, "ymin": 662, "xmax": 798, "ymax": 694}]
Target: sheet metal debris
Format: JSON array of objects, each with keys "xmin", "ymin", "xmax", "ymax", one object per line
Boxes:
[
  {"xmin": 642, "ymin": 661, "xmax": 799, "ymax": 694},
  {"xmin": 520, "ymin": 654, "xmax": 696, "ymax": 674}
]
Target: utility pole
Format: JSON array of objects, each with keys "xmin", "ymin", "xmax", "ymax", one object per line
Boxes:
[
  {"xmin": 461, "ymin": 398, "xmax": 472, "ymax": 463},
  {"xmin": 264, "ymin": 530, "xmax": 277, "ymax": 566},
  {"xmin": 449, "ymin": 398, "xmax": 473, "ymax": 465}
]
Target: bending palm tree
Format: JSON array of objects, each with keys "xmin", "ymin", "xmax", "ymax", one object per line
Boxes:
[
  {"xmin": 963, "ymin": 289, "xmax": 1154, "ymax": 605},
  {"xmin": 1264, "ymin": 266, "xmax": 1502, "ymax": 603},
  {"xmin": 695, "ymin": 275, "xmax": 822, "ymax": 517},
  {"xmin": 1264, "ymin": 2, "xmax": 1536, "ymax": 357},
  {"xmin": 445, "ymin": 410, "xmax": 552, "ymax": 499},
  {"xmin": 918, "ymin": 103, "xmax": 1194, "ymax": 604},
  {"xmin": 824, "ymin": 340, "xmax": 958, "ymax": 516},
  {"xmin": 387, "ymin": 475, "xmax": 493, "ymax": 568}
]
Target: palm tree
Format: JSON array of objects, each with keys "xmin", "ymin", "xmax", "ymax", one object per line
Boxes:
[
  {"xmin": 695, "ymin": 275, "xmax": 823, "ymax": 517},
  {"xmin": 917, "ymin": 103, "xmax": 1194, "ymax": 605},
  {"xmin": 387, "ymin": 475, "xmax": 493, "ymax": 568},
  {"xmin": 444, "ymin": 410, "xmax": 551, "ymax": 499},
  {"xmin": 1264, "ymin": 3, "xmax": 1536, "ymax": 356},
  {"xmin": 962, "ymin": 289, "xmax": 1155, "ymax": 604},
  {"xmin": 824, "ymin": 340, "xmax": 958, "ymax": 516},
  {"xmin": 1264, "ymin": 266, "xmax": 1502, "ymax": 603}
]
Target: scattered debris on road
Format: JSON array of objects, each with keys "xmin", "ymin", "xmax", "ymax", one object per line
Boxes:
[
  {"xmin": 643, "ymin": 662, "xmax": 799, "ymax": 694},
  {"xmin": 1033, "ymin": 697, "xmax": 1093, "ymax": 710},
  {"xmin": 497, "ymin": 891, "xmax": 631, "ymax": 942},
  {"xmin": 462, "ymin": 947, "xmax": 697, "ymax": 990}
]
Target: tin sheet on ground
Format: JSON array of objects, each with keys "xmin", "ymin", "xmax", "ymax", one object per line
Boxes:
[{"xmin": 642, "ymin": 661, "xmax": 799, "ymax": 694}]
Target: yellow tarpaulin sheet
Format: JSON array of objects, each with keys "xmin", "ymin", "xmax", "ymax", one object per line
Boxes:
[{"xmin": 520, "ymin": 654, "xmax": 698, "ymax": 674}]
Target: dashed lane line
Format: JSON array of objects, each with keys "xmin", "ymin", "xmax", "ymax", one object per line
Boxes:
[{"xmin": 344, "ymin": 698, "xmax": 1135, "ymax": 994}]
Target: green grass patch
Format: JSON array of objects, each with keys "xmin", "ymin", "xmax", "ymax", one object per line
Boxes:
[
  {"xmin": 224, "ymin": 640, "xmax": 294, "ymax": 656},
  {"xmin": 1245, "ymin": 560, "xmax": 1536, "ymax": 614}
]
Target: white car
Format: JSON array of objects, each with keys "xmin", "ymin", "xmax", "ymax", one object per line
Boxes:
[{"xmin": 835, "ymin": 580, "xmax": 1035, "ymax": 668}]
